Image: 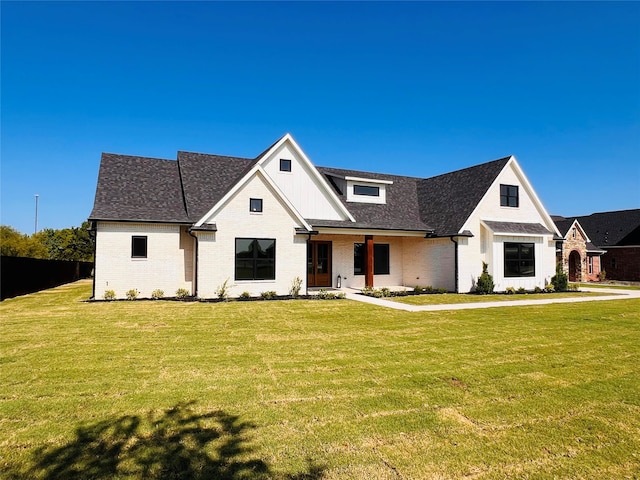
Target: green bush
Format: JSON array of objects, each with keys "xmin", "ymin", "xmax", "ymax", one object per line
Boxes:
[
  {"xmin": 289, "ymin": 276, "xmax": 303, "ymax": 298},
  {"xmin": 533, "ymin": 286, "xmax": 543, "ymax": 294},
  {"xmin": 551, "ymin": 263, "xmax": 569, "ymax": 292},
  {"xmin": 380, "ymin": 288, "xmax": 391, "ymax": 297},
  {"xmin": 175, "ymin": 288, "xmax": 190, "ymax": 299},
  {"xmin": 215, "ymin": 278, "xmax": 232, "ymax": 300},
  {"xmin": 125, "ymin": 289, "xmax": 138, "ymax": 300},
  {"xmin": 544, "ymin": 284, "xmax": 555, "ymax": 293},
  {"xmin": 413, "ymin": 285, "xmax": 423, "ymax": 294},
  {"xmin": 103, "ymin": 289, "xmax": 116, "ymax": 301},
  {"xmin": 505, "ymin": 287, "xmax": 515, "ymax": 295},
  {"xmin": 598, "ymin": 270, "xmax": 607, "ymax": 282},
  {"xmin": 516, "ymin": 287, "xmax": 527, "ymax": 295},
  {"xmin": 260, "ymin": 291, "xmax": 277, "ymax": 300},
  {"xmin": 475, "ymin": 262, "xmax": 495, "ymax": 295},
  {"xmin": 239, "ymin": 291, "xmax": 251, "ymax": 300},
  {"xmin": 151, "ymin": 289, "xmax": 164, "ymax": 300}
]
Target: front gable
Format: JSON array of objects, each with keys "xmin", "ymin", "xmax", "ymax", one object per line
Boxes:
[
  {"xmin": 255, "ymin": 134, "xmax": 355, "ymax": 222},
  {"xmin": 461, "ymin": 156, "xmax": 560, "ymax": 236}
]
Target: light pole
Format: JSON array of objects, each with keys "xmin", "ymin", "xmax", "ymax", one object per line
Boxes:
[{"xmin": 34, "ymin": 194, "xmax": 39, "ymax": 234}]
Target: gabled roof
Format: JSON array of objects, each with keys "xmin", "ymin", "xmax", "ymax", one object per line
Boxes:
[
  {"xmin": 554, "ymin": 209, "xmax": 640, "ymax": 247},
  {"xmin": 177, "ymin": 151, "xmax": 254, "ymax": 222},
  {"xmin": 89, "ymin": 153, "xmax": 189, "ymax": 223},
  {"xmin": 417, "ymin": 157, "xmax": 511, "ymax": 235}
]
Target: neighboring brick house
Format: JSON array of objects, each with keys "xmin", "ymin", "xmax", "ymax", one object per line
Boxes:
[
  {"xmin": 89, "ymin": 133, "xmax": 561, "ymax": 299},
  {"xmin": 552, "ymin": 217, "xmax": 606, "ymax": 282},
  {"xmin": 554, "ymin": 210, "xmax": 640, "ymax": 282}
]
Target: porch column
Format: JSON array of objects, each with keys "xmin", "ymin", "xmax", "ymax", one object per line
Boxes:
[{"xmin": 365, "ymin": 235, "xmax": 374, "ymax": 288}]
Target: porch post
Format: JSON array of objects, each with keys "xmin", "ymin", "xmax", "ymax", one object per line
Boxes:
[{"xmin": 365, "ymin": 235, "xmax": 374, "ymax": 288}]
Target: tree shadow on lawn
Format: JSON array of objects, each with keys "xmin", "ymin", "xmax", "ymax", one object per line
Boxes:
[{"xmin": 6, "ymin": 401, "xmax": 324, "ymax": 479}]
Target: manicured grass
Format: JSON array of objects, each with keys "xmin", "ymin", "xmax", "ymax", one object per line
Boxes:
[
  {"xmin": 391, "ymin": 291, "xmax": 605, "ymax": 305},
  {"xmin": 573, "ymin": 282, "xmax": 640, "ymax": 291},
  {"xmin": 2, "ymin": 280, "xmax": 639, "ymax": 479}
]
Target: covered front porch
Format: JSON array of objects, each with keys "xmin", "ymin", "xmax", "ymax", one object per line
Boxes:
[{"xmin": 305, "ymin": 231, "xmax": 455, "ymax": 292}]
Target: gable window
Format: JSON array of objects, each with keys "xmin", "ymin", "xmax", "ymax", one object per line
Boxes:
[
  {"xmin": 279, "ymin": 159, "xmax": 292, "ymax": 172},
  {"xmin": 504, "ymin": 242, "xmax": 534, "ymax": 277},
  {"xmin": 353, "ymin": 185, "xmax": 380, "ymax": 197},
  {"xmin": 354, "ymin": 243, "xmax": 390, "ymax": 275},
  {"xmin": 500, "ymin": 184, "xmax": 519, "ymax": 207},
  {"xmin": 131, "ymin": 236, "xmax": 148, "ymax": 258},
  {"xmin": 235, "ymin": 238, "xmax": 275, "ymax": 280},
  {"xmin": 250, "ymin": 198, "xmax": 263, "ymax": 213}
]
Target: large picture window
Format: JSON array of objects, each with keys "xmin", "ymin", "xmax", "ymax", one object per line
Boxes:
[
  {"xmin": 354, "ymin": 243, "xmax": 390, "ymax": 275},
  {"xmin": 235, "ymin": 238, "xmax": 276, "ymax": 280},
  {"xmin": 504, "ymin": 242, "xmax": 535, "ymax": 277},
  {"xmin": 500, "ymin": 184, "xmax": 519, "ymax": 207}
]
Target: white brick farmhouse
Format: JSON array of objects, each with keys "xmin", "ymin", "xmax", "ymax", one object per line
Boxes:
[{"xmin": 89, "ymin": 134, "xmax": 561, "ymax": 299}]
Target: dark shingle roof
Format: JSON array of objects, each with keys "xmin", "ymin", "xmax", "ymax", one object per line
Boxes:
[
  {"xmin": 315, "ymin": 167, "xmax": 433, "ymax": 231},
  {"xmin": 559, "ymin": 209, "xmax": 640, "ymax": 247},
  {"xmin": 483, "ymin": 221, "xmax": 552, "ymax": 235},
  {"xmin": 89, "ymin": 153, "xmax": 189, "ymax": 223},
  {"xmin": 177, "ymin": 152, "xmax": 254, "ymax": 222},
  {"xmin": 553, "ymin": 218, "xmax": 575, "ymax": 237},
  {"xmin": 417, "ymin": 157, "xmax": 511, "ymax": 235}
]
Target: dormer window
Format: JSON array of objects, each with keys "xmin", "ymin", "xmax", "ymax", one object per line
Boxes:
[
  {"xmin": 353, "ymin": 185, "xmax": 379, "ymax": 197},
  {"xmin": 345, "ymin": 176, "xmax": 392, "ymax": 204},
  {"xmin": 500, "ymin": 184, "xmax": 519, "ymax": 207},
  {"xmin": 279, "ymin": 159, "xmax": 292, "ymax": 172}
]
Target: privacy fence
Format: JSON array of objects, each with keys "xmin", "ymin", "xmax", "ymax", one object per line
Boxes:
[{"xmin": 1, "ymin": 256, "xmax": 93, "ymax": 300}]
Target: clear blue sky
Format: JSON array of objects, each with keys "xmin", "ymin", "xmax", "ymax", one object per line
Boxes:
[{"xmin": 2, "ymin": 1, "xmax": 639, "ymax": 234}]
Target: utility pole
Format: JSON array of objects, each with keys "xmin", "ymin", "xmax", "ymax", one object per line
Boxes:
[{"xmin": 34, "ymin": 194, "xmax": 39, "ymax": 234}]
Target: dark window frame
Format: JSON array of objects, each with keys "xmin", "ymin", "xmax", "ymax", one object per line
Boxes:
[
  {"xmin": 279, "ymin": 159, "xmax": 292, "ymax": 172},
  {"xmin": 235, "ymin": 238, "xmax": 276, "ymax": 281},
  {"xmin": 504, "ymin": 242, "xmax": 535, "ymax": 277},
  {"xmin": 353, "ymin": 242, "xmax": 390, "ymax": 275},
  {"xmin": 500, "ymin": 184, "xmax": 519, "ymax": 207},
  {"xmin": 353, "ymin": 185, "xmax": 380, "ymax": 197},
  {"xmin": 250, "ymin": 198, "xmax": 263, "ymax": 213},
  {"xmin": 131, "ymin": 236, "xmax": 148, "ymax": 258}
]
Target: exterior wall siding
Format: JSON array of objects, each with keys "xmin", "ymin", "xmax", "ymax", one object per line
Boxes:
[
  {"xmin": 601, "ymin": 247, "xmax": 640, "ymax": 282},
  {"xmin": 94, "ymin": 222, "xmax": 193, "ymax": 299},
  {"xmin": 197, "ymin": 172, "xmax": 307, "ymax": 298}
]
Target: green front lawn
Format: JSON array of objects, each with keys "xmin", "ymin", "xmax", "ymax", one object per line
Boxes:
[
  {"xmin": 2, "ymin": 280, "xmax": 639, "ymax": 479},
  {"xmin": 392, "ymin": 291, "xmax": 606, "ymax": 305}
]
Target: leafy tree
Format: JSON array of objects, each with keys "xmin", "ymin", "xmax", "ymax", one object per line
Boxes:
[{"xmin": 0, "ymin": 225, "xmax": 48, "ymax": 258}]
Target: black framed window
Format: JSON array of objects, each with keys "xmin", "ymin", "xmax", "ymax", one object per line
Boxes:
[
  {"xmin": 504, "ymin": 242, "xmax": 535, "ymax": 277},
  {"xmin": 354, "ymin": 185, "xmax": 380, "ymax": 197},
  {"xmin": 280, "ymin": 159, "xmax": 292, "ymax": 172},
  {"xmin": 235, "ymin": 238, "xmax": 275, "ymax": 280},
  {"xmin": 500, "ymin": 184, "xmax": 519, "ymax": 207},
  {"xmin": 354, "ymin": 243, "xmax": 390, "ymax": 275},
  {"xmin": 131, "ymin": 236, "xmax": 148, "ymax": 258},
  {"xmin": 250, "ymin": 198, "xmax": 263, "ymax": 213}
]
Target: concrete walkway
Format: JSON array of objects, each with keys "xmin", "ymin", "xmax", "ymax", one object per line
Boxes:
[{"xmin": 342, "ymin": 287, "xmax": 640, "ymax": 312}]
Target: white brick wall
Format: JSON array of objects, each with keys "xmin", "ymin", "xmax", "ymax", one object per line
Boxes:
[
  {"xmin": 94, "ymin": 222, "xmax": 194, "ymax": 299},
  {"xmin": 197, "ymin": 171, "xmax": 307, "ymax": 298}
]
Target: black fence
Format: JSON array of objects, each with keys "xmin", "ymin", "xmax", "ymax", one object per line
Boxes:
[{"xmin": 1, "ymin": 256, "xmax": 93, "ymax": 301}]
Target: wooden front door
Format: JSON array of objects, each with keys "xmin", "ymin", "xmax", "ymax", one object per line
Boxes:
[{"xmin": 308, "ymin": 241, "xmax": 332, "ymax": 287}]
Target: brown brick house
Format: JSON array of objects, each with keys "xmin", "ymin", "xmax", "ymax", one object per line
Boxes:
[
  {"xmin": 553, "ymin": 209, "xmax": 640, "ymax": 282},
  {"xmin": 553, "ymin": 217, "xmax": 605, "ymax": 282}
]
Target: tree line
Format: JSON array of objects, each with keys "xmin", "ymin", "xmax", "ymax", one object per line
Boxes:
[{"xmin": 1, "ymin": 221, "xmax": 94, "ymax": 262}]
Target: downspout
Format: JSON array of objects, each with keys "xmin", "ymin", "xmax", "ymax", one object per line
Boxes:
[
  {"xmin": 449, "ymin": 236, "xmax": 459, "ymax": 293},
  {"xmin": 188, "ymin": 228, "xmax": 199, "ymax": 298},
  {"xmin": 89, "ymin": 221, "xmax": 97, "ymax": 300},
  {"xmin": 306, "ymin": 232, "xmax": 313, "ymax": 296}
]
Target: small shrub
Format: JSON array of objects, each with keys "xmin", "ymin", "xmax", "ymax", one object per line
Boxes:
[
  {"xmin": 598, "ymin": 270, "xmax": 607, "ymax": 282},
  {"xmin": 413, "ymin": 285, "xmax": 423, "ymax": 294},
  {"xmin": 475, "ymin": 262, "xmax": 495, "ymax": 295},
  {"xmin": 215, "ymin": 278, "xmax": 233, "ymax": 300},
  {"xmin": 380, "ymin": 287, "xmax": 391, "ymax": 297},
  {"xmin": 151, "ymin": 289, "xmax": 164, "ymax": 300},
  {"xmin": 103, "ymin": 289, "xmax": 116, "ymax": 301},
  {"xmin": 361, "ymin": 286, "xmax": 374, "ymax": 296},
  {"xmin": 533, "ymin": 286, "xmax": 543, "ymax": 294},
  {"xmin": 505, "ymin": 287, "xmax": 516, "ymax": 295},
  {"xmin": 436, "ymin": 287, "xmax": 448, "ymax": 294},
  {"xmin": 516, "ymin": 287, "xmax": 526, "ymax": 295},
  {"xmin": 335, "ymin": 292, "xmax": 346, "ymax": 299},
  {"xmin": 372, "ymin": 289, "xmax": 383, "ymax": 298},
  {"xmin": 125, "ymin": 289, "xmax": 139, "ymax": 300},
  {"xmin": 424, "ymin": 286, "xmax": 434, "ymax": 294},
  {"xmin": 260, "ymin": 290, "xmax": 277, "ymax": 300},
  {"xmin": 394, "ymin": 289, "xmax": 408, "ymax": 296},
  {"xmin": 551, "ymin": 263, "xmax": 569, "ymax": 292},
  {"xmin": 544, "ymin": 284, "xmax": 555, "ymax": 293},
  {"xmin": 175, "ymin": 288, "xmax": 190, "ymax": 299},
  {"xmin": 568, "ymin": 284, "xmax": 579, "ymax": 292},
  {"xmin": 289, "ymin": 276, "xmax": 303, "ymax": 298},
  {"xmin": 239, "ymin": 291, "xmax": 251, "ymax": 300}
]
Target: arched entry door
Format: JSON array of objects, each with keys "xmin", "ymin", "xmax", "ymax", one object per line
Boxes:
[{"xmin": 568, "ymin": 250, "xmax": 581, "ymax": 282}]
